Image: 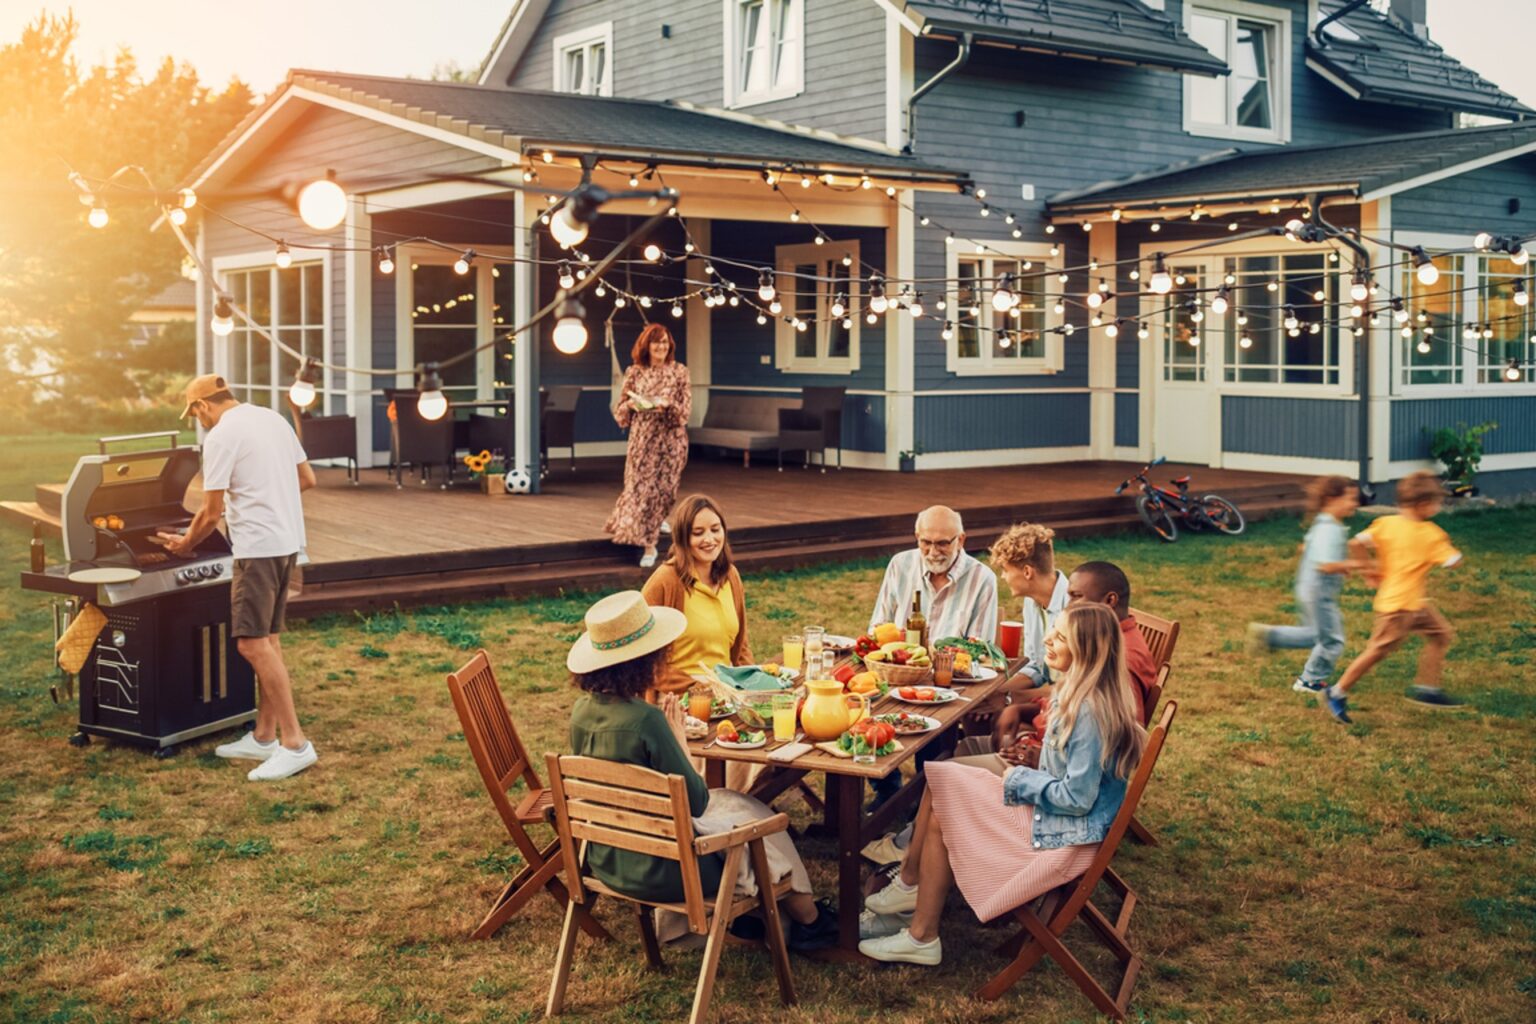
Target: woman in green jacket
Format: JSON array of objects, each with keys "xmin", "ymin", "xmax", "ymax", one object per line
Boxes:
[{"xmin": 566, "ymin": 590, "xmax": 836, "ymax": 949}]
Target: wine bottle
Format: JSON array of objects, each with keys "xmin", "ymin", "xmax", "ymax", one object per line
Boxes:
[
  {"xmin": 30, "ymin": 523, "xmax": 46, "ymax": 573},
  {"xmin": 905, "ymin": 589, "xmax": 927, "ymax": 649}
]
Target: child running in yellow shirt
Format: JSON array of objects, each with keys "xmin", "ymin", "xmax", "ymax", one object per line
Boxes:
[{"xmin": 1323, "ymin": 471, "xmax": 1463, "ymax": 723}]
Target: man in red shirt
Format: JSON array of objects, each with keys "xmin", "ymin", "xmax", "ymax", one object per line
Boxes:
[{"xmin": 1066, "ymin": 561, "xmax": 1160, "ymax": 725}]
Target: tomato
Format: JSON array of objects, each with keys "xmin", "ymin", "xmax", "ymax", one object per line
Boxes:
[
  {"xmin": 915, "ymin": 688, "xmax": 936, "ymax": 701},
  {"xmin": 899, "ymin": 686, "xmax": 918, "ymax": 699},
  {"xmin": 867, "ymin": 722, "xmax": 895, "ymax": 748}
]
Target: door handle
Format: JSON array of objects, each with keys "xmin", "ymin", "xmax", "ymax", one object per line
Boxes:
[
  {"xmin": 201, "ymin": 625, "xmax": 212, "ymax": 703},
  {"xmin": 217, "ymin": 623, "xmax": 227, "ymax": 699}
]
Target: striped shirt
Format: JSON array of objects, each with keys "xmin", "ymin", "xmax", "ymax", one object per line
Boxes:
[{"xmin": 869, "ymin": 548, "xmax": 999, "ymax": 645}]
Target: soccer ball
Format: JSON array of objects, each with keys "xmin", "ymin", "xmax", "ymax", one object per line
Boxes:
[{"xmin": 504, "ymin": 468, "xmax": 532, "ymax": 494}]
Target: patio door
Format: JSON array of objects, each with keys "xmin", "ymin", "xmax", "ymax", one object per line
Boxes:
[
  {"xmin": 400, "ymin": 249, "xmax": 515, "ymax": 403},
  {"xmin": 1152, "ymin": 260, "xmax": 1219, "ymax": 465}
]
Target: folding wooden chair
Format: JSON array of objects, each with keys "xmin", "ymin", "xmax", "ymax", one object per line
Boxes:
[
  {"xmin": 446, "ymin": 651, "xmax": 608, "ymax": 942},
  {"xmin": 545, "ymin": 754, "xmax": 797, "ymax": 1024},
  {"xmin": 1129, "ymin": 607, "xmax": 1180, "ymax": 669},
  {"xmin": 977, "ymin": 701, "xmax": 1178, "ymax": 1020}
]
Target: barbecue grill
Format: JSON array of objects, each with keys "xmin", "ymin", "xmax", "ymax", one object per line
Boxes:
[{"xmin": 20, "ymin": 431, "xmax": 256, "ymax": 754}]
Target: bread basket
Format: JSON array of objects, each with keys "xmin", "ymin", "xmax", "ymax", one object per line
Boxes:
[{"xmin": 864, "ymin": 658, "xmax": 934, "ymax": 687}]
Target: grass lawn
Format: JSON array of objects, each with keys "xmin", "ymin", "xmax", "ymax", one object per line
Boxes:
[{"xmin": 1, "ymin": 468, "xmax": 1532, "ymax": 1022}]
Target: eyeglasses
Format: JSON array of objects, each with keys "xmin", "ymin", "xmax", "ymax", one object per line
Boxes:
[{"xmin": 917, "ymin": 535, "xmax": 959, "ymax": 550}]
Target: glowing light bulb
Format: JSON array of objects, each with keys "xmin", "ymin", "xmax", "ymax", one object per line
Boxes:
[
  {"xmin": 758, "ymin": 271, "xmax": 776, "ymax": 303},
  {"xmin": 643, "ymin": 243, "xmax": 662, "ymax": 262},
  {"xmin": 552, "ymin": 299, "xmax": 588, "ymax": 354},
  {"xmin": 558, "ymin": 262, "xmax": 575, "ymax": 289},
  {"xmin": 1149, "ymin": 259, "xmax": 1173, "ymax": 296},
  {"xmin": 1413, "ymin": 248, "xmax": 1439, "ymax": 286},
  {"xmin": 297, "ymin": 178, "xmax": 347, "ymax": 231},
  {"xmin": 671, "ymin": 302, "xmax": 683, "ymax": 318},
  {"xmin": 167, "ymin": 206, "xmax": 188, "ymax": 226},
  {"xmin": 289, "ymin": 360, "xmax": 318, "ymax": 409},
  {"xmin": 550, "ymin": 205, "xmax": 589, "ymax": 247},
  {"xmin": 274, "ymin": 242, "xmax": 293, "ymax": 269},
  {"xmin": 210, "ymin": 296, "xmax": 235, "ymax": 337},
  {"xmin": 454, "ymin": 251, "xmax": 473, "ymax": 275},
  {"xmin": 88, "ymin": 203, "xmax": 108, "ymax": 229}
]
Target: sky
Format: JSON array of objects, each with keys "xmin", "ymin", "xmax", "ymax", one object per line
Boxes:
[{"xmin": 0, "ymin": 0, "xmax": 1532, "ymax": 106}]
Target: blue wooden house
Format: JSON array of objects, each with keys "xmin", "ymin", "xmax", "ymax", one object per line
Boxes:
[{"xmin": 184, "ymin": 0, "xmax": 1536, "ymax": 495}]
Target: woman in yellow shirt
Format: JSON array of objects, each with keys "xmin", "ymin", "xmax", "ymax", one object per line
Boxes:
[{"xmin": 642, "ymin": 494, "xmax": 753, "ymax": 696}]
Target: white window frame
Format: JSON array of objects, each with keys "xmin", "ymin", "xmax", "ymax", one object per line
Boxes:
[
  {"xmin": 723, "ymin": 0, "xmax": 804, "ymax": 109},
  {"xmin": 211, "ymin": 249, "xmax": 334, "ymax": 414},
  {"xmin": 774, "ymin": 240, "xmax": 860, "ymax": 374},
  {"xmin": 552, "ymin": 22, "xmax": 613, "ymax": 97},
  {"xmin": 1183, "ymin": 0, "xmax": 1292, "ymax": 145},
  {"xmin": 944, "ymin": 241, "xmax": 1064, "ymax": 377}
]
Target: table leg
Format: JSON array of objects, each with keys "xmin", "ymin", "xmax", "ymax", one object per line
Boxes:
[
  {"xmin": 705, "ymin": 758, "xmax": 725, "ymax": 789},
  {"xmin": 835, "ymin": 774, "xmax": 863, "ymax": 953}
]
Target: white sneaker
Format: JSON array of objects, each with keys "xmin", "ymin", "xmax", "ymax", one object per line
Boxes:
[
  {"xmin": 858, "ymin": 928, "xmax": 942, "ymax": 965},
  {"xmin": 247, "ymin": 742, "xmax": 317, "ymax": 781},
  {"xmin": 864, "ymin": 877, "xmax": 919, "ymax": 915},
  {"xmin": 216, "ymin": 731, "xmax": 278, "ymax": 761},
  {"xmin": 859, "ymin": 909, "xmax": 912, "ymax": 940},
  {"xmin": 639, "ymin": 550, "xmax": 658, "ymax": 568}
]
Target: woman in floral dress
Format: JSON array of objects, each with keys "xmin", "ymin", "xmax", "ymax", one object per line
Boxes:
[{"xmin": 607, "ymin": 324, "xmax": 691, "ymax": 566}]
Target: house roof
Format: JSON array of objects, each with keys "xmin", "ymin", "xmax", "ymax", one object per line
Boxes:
[
  {"xmin": 181, "ymin": 70, "xmax": 966, "ymax": 196},
  {"xmin": 885, "ymin": 0, "xmax": 1227, "ymax": 76},
  {"xmin": 1308, "ymin": 0, "xmax": 1532, "ymax": 119},
  {"xmin": 1048, "ymin": 119, "xmax": 1536, "ymax": 212}
]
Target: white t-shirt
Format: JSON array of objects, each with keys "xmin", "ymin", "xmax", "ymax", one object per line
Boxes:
[{"xmin": 201, "ymin": 404, "xmax": 308, "ymax": 558}]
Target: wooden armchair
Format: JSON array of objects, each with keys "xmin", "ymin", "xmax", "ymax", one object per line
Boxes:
[
  {"xmin": 976, "ymin": 701, "xmax": 1178, "ymax": 1020},
  {"xmin": 545, "ymin": 755, "xmax": 797, "ymax": 1024},
  {"xmin": 1129, "ymin": 607, "xmax": 1180, "ymax": 669},
  {"xmin": 445, "ymin": 651, "xmax": 608, "ymax": 942}
]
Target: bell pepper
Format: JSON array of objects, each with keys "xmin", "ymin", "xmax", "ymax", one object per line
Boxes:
[{"xmin": 833, "ymin": 662, "xmax": 857, "ymax": 685}]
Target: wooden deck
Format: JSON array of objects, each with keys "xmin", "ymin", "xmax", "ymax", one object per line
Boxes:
[{"xmin": 5, "ymin": 456, "xmax": 1308, "ymax": 616}]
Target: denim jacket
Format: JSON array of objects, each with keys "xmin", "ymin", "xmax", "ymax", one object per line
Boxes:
[{"xmin": 1002, "ymin": 703, "xmax": 1127, "ymax": 850}]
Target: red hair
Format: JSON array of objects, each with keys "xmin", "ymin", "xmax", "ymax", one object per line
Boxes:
[{"xmin": 631, "ymin": 324, "xmax": 675, "ymax": 366}]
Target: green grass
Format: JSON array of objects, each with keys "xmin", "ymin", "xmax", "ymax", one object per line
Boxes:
[{"xmin": 1, "ymin": 442, "xmax": 1532, "ymax": 1022}]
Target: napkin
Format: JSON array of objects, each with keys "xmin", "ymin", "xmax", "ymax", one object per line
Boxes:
[
  {"xmin": 767, "ymin": 741, "xmax": 813, "ymax": 763},
  {"xmin": 714, "ymin": 664, "xmax": 790, "ymax": 692}
]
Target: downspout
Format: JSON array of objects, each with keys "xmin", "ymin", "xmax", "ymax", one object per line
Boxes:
[
  {"xmin": 904, "ymin": 32, "xmax": 972, "ymax": 155},
  {"xmin": 1313, "ymin": 194, "xmax": 1376, "ymax": 501},
  {"xmin": 1312, "ymin": 0, "xmax": 1369, "ymax": 47}
]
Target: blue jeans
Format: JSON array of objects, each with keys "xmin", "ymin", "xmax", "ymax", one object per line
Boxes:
[{"xmin": 1268, "ymin": 583, "xmax": 1345, "ymax": 684}]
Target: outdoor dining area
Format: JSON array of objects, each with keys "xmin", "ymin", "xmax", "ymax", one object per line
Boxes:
[{"xmin": 445, "ymin": 605, "xmax": 1183, "ymax": 1022}]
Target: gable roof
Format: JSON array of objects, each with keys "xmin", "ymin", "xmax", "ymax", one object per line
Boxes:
[
  {"xmin": 1307, "ymin": 0, "xmax": 1532, "ymax": 120},
  {"xmin": 181, "ymin": 70, "xmax": 968, "ymax": 196},
  {"xmin": 883, "ymin": 0, "xmax": 1227, "ymax": 76},
  {"xmin": 1048, "ymin": 119, "xmax": 1536, "ymax": 213}
]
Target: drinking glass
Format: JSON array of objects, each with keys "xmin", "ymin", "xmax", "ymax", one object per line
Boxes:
[
  {"xmin": 782, "ymin": 634, "xmax": 804, "ymax": 672},
  {"xmin": 803, "ymin": 625, "xmax": 825, "ymax": 670},
  {"xmin": 821, "ymin": 649, "xmax": 837, "ymax": 679},
  {"xmin": 688, "ymin": 687, "xmax": 714, "ymax": 723},
  {"xmin": 932, "ymin": 649, "xmax": 955, "ymax": 688},
  {"xmin": 772, "ymin": 693, "xmax": 798, "ymax": 742}
]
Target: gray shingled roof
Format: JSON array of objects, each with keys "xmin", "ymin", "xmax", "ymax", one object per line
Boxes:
[
  {"xmin": 1308, "ymin": 0, "xmax": 1532, "ymax": 119},
  {"xmin": 1048, "ymin": 120, "xmax": 1536, "ymax": 210},
  {"xmin": 898, "ymin": 0, "xmax": 1227, "ymax": 76},
  {"xmin": 292, "ymin": 71, "xmax": 962, "ymax": 180}
]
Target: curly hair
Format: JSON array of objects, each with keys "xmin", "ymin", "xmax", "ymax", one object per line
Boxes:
[
  {"xmin": 1396, "ymin": 470, "xmax": 1445, "ymax": 509},
  {"xmin": 572, "ymin": 646, "xmax": 669, "ymax": 699},
  {"xmin": 990, "ymin": 522, "xmax": 1056, "ymax": 573},
  {"xmin": 631, "ymin": 323, "xmax": 675, "ymax": 367}
]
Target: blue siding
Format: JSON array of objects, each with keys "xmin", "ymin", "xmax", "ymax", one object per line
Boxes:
[
  {"xmin": 1115, "ymin": 393, "xmax": 1139, "ymax": 449},
  {"xmin": 706, "ymin": 388, "xmax": 883, "ymax": 453},
  {"xmin": 1390, "ymin": 397, "xmax": 1536, "ymax": 461},
  {"xmin": 1221, "ymin": 396, "xmax": 1358, "ymax": 459},
  {"xmin": 1392, "ymin": 154, "xmax": 1536, "ymax": 236},
  {"xmin": 916, "ymin": 393, "xmax": 1091, "ymax": 452}
]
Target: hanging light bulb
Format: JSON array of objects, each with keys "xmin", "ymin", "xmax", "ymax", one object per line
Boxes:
[
  {"xmin": 417, "ymin": 364, "xmax": 448, "ymax": 420},
  {"xmin": 1392, "ymin": 297, "xmax": 1408, "ymax": 323},
  {"xmin": 274, "ymin": 242, "xmax": 293, "ymax": 269},
  {"xmin": 800, "ymin": 174, "xmax": 812, "ymax": 189},
  {"xmin": 550, "ymin": 202, "xmax": 591, "ymax": 248},
  {"xmin": 1149, "ymin": 222, "xmax": 1161, "ymax": 233},
  {"xmin": 558, "ymin": 261, "xmax": 575, "ymax": 289},
  {"xmin": 1137, "ymin": 324, "xmax": 1149, "ymax": 340},
  {"xmin": 1105, "ymin": 322, "xmax": 1120, "ymax": 338},
  {"xmin": 1350, "ymin": 303, "xmax": 1364, "ymax": 319},
  {"xmin": 1086, "ymin": 288, "xmax": 1108, "ymax": 310},
  {"xmin": 210, "ymin": 296, "xmax": 235, "ymax": 337},
  {"xmin": 869, "ymin": 278, "xmax": 888, "ymax": 314},
  {"xmin": 178, "ymin": 187, "xmax": 198, "ymax": 210},
  {"xmin": 830, "ymin": 293, "xmax": 847, "ymax": 319},
  {"xmin": 1149, "ymin": 255, "xmax": 1173, "ymax": 296},
  {"xmin": 758, "ymin": 270, "xmax": 776, "ymax": 302},
  {"xmin": 671, "ymin": 301, "xmax": 684, "ymax": 318},
  {"xmin": 842, "ymin": 252, "xmax": 853, "ymax": 267},
  {"xmin": 866, "ymin": 311, "xmax": 878, "ymax": 325},
  {"xmin": 1515, "ymin": 280, "xmax": 1529, "ymax": 307},
  {"xmin": 296, "ymin": 176, "xmax": 348, "ymax": 231},
  {"xmin": 1283, "ymin": 306, "xmax": 1299, "ymax": 331},
  {"xmin": 1350, "ymin": 270, "xmax": 1370, "ymax": 303},
  {"xmin": 1052, "ymin": 300, "xmax": 1065, "ymax": 316},
  {"xmin": 1417, "ymin": 336, "xmax": 1433, "ymax": 354},
  {"xmin": 167, "ymin": 206, "xmax": 188, "ymax": 227},
  {"xmin": 940, "ymin": 322, "xmax": 954, "ymax": 342},
  {"xmin": 377, "ymin": 247, "xmax": 395, "ymax": 275},
  {"xmin": 1236, "ymin": 309, "xmax": 1249, "ymax": 327},
  {"xmin": 1412, "ymin": 247, "xmax": 1439, "ymax": 286},
  {"xmin": 1284, "ymin": 218, "xmax": 1306, "ymax": 240},
  {"xmin": 1209, "ymin": 286, "xmax": 1230, "ymax": 316},
  {"xmin": 992, "ymin": 273, "xmax": 1015, "ymax": 312},
  {"xmin": 909, "ymin": 293, "xmax": 924, "ymax": 318},
  {"xmin": 936, "ymin": 297, "xmax": 947, "ymax": 312},
  {"xmin": 756, "ymin": 313, "xmax": 768, "ymax": 325},
  {"xmin": 454, "ymin": 250, "xmax": 474, "ymax": 275},
  {"xmin": 1473, "ymin": 231, "xmax": 1494, "ymax": 251},
  {"xmin": 288, "ymin": 358, "xmax": 319, "ymax": 409},
  {"xmin": 1512, "ymin": 243, "xmax": 1530, "ymax": 267},
  {"xmin": 1504, "ymin": 358, "xmax": 1523, "ymax": 382},
  {"xmin": 790, "ymin": 210, "xmax": 801, "ymax": 223},
  {"xmin": 769, "ymin": 299, "xmax": 783, "ymax": 315},
  {"xmin": 614, "ymin": 296, "xmax": 627, "ymax": 309},
  {"xmin": 814, "ymin": 233, "xmax": 826, "ymax": 246},
  {"xmin": 643, "ymin": 242, "xmax": 662, "ymax": 263},
  {"xmin": 594, "ymin": 282, "xmax": 607, "ymax": 298},
  {"xmin": 1239, "ymin": 334, "xmax": 1253, "ymax": 350},
  {"xmin": 639, "ymin": 295, "xmax": 653, "ymax": 309},
  {"xmin": 87, "ymin": 201, "xmax": 109, "ymax": 229},
  {"xmin": 979, "ymin": 205, "xmax": 991, "ymax": 218},
  {"xmin": 552, "ymin": 298, "xmax": 588, "ymax": 354}
]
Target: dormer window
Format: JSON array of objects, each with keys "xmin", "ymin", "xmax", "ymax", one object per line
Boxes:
[
  {"xmin": 1183, "ymin": 1, "xmax": 1291, "ymax": 144},
  {"xmin": 724, "ymin": 0, "xmax": 803, "ymax": 108},
  {"xmin": 554, "ymin": 23, "xmax": 612, "ymax": 97}
]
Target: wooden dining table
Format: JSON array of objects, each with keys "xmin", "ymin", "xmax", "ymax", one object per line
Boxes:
[{"xmin": 685, "ymin": 660, "xmax": 1022, "ymax": 956}]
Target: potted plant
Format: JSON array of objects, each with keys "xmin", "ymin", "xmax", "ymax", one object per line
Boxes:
[
  {"xmin": 898, "ymin": 446, "xmax": 924, "ymax": 474},
  {"xmin": 463, "ymin": 449, "xmax": 507, "ymax": 494},
  {"xmin": 1427, "ymin": 421, "xmax": 1496, "ymax": 496}
]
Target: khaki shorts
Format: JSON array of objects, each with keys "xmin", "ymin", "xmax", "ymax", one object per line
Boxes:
[{"xmin": 231, "ymin": 555, "xmax": 297, "ymax": 638}]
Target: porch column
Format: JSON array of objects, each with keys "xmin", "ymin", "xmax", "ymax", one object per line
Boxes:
[
  {"xmin": 685, "ymin": 220, "xmax": 712, "ymax": 426},
  {"xmin": 1361, "ymin": 199, "xmax": 1394, "ymax": 486},
  {"xmin": 344, "ymin": 198, "xmax": 374, "ymax": 467},
  {"xmin": 885, "ymin": 189, "xmax": 916, "ymax": 469},
  {"xmin": 1087, "ymin": 222, "xmax": 1118, "ymax": 459},
  {"xmin": 513, "ymin": 186, "xmax": 539, "ymax": 489}
]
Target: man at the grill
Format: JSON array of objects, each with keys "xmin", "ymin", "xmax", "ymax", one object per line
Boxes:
[{"xmin": 157, "ymin": 373, "xmax": 319, "ymax": 781}]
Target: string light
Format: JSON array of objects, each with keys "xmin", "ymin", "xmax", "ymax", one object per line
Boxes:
[
  {"xmin": 1350, "ymin": 270, "xmax": 1370, "ymax": 303},
  {"xmin": 908, "ymin": 293, "xmax": 925, "ymax": 318},
  {"xmin": 417, "ymin": 364, "xmax": 447, "ymax": 420},
  {"xmin": 643, "ymin": 242, "xmax": 663, "ymax": 262},
  {"xmin": 375, "ymin": 247, "xmax": 394, "ymax": 275},
  {"xmin": 1149, "ymin": 255, "xmax": 1173, "ymax": 296},
  {"xmin": 167, "ymin": 206, "xmax": 188, "ymax": 226},
  {"xmin": 671, "ymin": 301, "xmax": 684, "ymax": 318},
  {"xmin": 830, "ymin": 293, "xmax": 847, "ymax": 318},
  {"xmin": 296, "ymin": 176, "xmax": 347, "ymax": 231},
  {"xmin": 1283, "ymin": 306, "xmax": 1299, "ymax": 331},
  {"xmin": 869, "ymin": 277, "xmax": 889, "ymax": 314},
  {"xmin": 274, "ymin": 242, "xmax": 293, "ymax": 269},
  {"xmin": 453, "ymin": 250, "xmax": 474, "ymax": 275},
  {"xmin": 758, "ymin": 270, "xmax": 776, "ymax": 302},
  {"xmin": 289, "ymin": 358, "xmax": 319, "ymax": 409},
  {"xmin": 210, "ymin": 295, "xmax": 234, "ymax": 337},
  {"xmin": 1209, "ymin": 286, "xmax": 1230, "ymax": 316},
  {"xmin": 1504, "ymin": 358, "xmax": 1523, "ymax": 382},
  {"xmin": 1515, "ymin": 280, "xmax": 1529, "ymax": 307},
  {"xmin": 87, "ymin": 202, "xmax": 108, "ymax": 229},
  {"xmin": 1392, "ymin": 297, "xmax": 1407, "ymax": 323},
  {"xmin": 1412, "ymin": 247, "xmax": 1440, "ymax": 286},
  {"xmin": 552, "ymin": 299, "xmax": 588, "ymax": 354},
  {"xmin": 177, "ymin": 187, "xmax": 197, "ymax": 210},
  {"xmin": 992, "ymin": 273, "xmax": 1015, "ymax": 312},
  {"xmin": 558, "ymin": 261, "xmax": 575, "ymax": 289}
]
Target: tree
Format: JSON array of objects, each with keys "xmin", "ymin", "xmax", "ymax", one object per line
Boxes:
[{"xmin": 0, "ymin": 12, "xmax": 253, "ymax": 407}]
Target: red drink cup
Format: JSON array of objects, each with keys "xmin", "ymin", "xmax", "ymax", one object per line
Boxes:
[{"xmin": 998, "ymin": 620, "xmax": 1023, "ymax": 659}]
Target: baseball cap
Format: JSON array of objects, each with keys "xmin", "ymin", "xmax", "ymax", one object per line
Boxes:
[{"xmin": 179, "ymin": 374, "xmax": 229, "ymax": 418}]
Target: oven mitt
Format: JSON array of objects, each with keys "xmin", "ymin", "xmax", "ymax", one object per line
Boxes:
[
  {"xmin": 55, "ymin": 602, "xmax": 108, "ymax": 675},
  {"xmin": 713, "ymin": 664, "xmax": 789, "ymax": 692}
]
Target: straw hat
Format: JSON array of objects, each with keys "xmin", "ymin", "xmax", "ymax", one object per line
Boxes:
[{"xmin": 566, "ymin": 590, "xmax": 687, "ymax": 675}]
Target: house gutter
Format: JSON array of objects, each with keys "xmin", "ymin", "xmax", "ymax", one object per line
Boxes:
[
  {"xmin": 904, "ymin": 32, "xmax": 972, "ymax": 155},
  {"xmin": 1312, "ymin": 0, "xmax": 1370, "ymax": 48}
]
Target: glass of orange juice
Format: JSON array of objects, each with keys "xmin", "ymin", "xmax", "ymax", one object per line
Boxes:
[
  {"xmin": 772, "ymin": 693, "xmax": 798, "ymax": 742},
  {"xmin": 782, "ymin": 634, "xmax": 804, "ymax": 673},
  {"xmin": 688, "ymin": 686, "xmax": 715, "ymax": 723}
]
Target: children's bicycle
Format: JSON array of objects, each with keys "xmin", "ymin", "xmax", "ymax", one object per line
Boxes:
[{"xmin": 1114, "ymin": 457, "xmax": 1247, "ymax": 543}]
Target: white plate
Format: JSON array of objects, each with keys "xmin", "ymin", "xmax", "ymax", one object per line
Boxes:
[
  {"xmin": 824, "ymin": 634, "xmax": 856, "ymax": 651},
  {"xmin": 875, "ymin": 713, "xmax": 941, "ymax": 735},
  {"xmin": 715, "ymin": 735, "xmax": 767, "ymax": 750},
  {"xmin": 890, "ymin": 687, "xmax": 961, "ymax": 705},
  {"xmin": 953, "ymin": 665, "xmax": 999, "ymax": 683}
]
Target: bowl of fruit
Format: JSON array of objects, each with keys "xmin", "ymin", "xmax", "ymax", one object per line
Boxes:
[{"xmin": 860, "ymin": 641, "xmax": 933, "ymax": 686}]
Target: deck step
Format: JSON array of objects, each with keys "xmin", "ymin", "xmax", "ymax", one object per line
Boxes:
[
  {"xmin": 0, "ymin": 501, "xmax": 61, "ymax": 536},
  {"xmin": 34, "ymin": 484, "xmax": 64, "ymax": 517}
]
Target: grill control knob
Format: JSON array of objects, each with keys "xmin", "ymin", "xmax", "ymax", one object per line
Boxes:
[
  {"xmin": 210, "ymin": 563, "xmax": 225, "ymax": 577},
  {"xmin": 198, "ymin": 565, "xmax": 215, "ymax": 580},
  {"xmin": 174, "ymin": 570, "xmax": 191, "ymax": 585}
]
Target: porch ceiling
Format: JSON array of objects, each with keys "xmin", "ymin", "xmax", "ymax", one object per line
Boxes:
[{"xmin": 1047, "ymin": 120, "xmax": 1536, "ymax": 218}]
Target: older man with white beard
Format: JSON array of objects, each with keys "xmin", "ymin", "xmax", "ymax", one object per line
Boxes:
[{"xmin": 868, "ymin": 505, "xmax": 998, "ymax": 646}]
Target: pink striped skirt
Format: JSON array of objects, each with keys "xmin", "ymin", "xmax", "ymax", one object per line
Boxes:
[{"xmin": 926, "ymin": 760, "xmax": 1099, "ymax": 922}]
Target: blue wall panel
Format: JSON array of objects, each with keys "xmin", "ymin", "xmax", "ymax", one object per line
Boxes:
[
  {"xmin": 1390, "ymin": 396, "xmax": 1536, "ymax": 461},
  {"xmin": 1115, "ymin": 393, "xmax": 1139, "ymax": 449},
  {"xmin": 1221, "ymin": 396, "xmax": 1358, "ymax": 459},
  {"xmin": 1392, "ymin": 155, "xmax": 1536, "ymax": 236},
  {"xmin": 916, "ymin": 393, "xmax": 1091, "ymax": 453}
]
